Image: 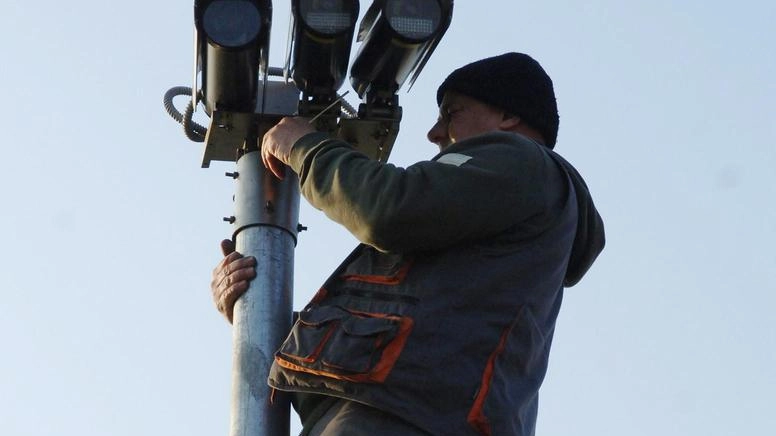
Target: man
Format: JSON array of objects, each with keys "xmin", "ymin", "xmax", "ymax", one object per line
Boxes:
[{"xmin": 212, "ymin": 52, "xmax": 605, "ymax": 435}]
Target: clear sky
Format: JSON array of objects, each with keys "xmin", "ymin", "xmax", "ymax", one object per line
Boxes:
[{"xmin": 1, "ymin": 1, "xmax": 774, "ymax": 435}]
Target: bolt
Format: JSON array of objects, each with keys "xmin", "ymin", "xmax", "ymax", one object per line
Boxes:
[
  {"xmin": 223, "ymin": 216, "xmax": 236, "ymax": 224},
  {"xmin": 297, "ymin": 224, "xmax": 308, "ymax": 233},
  {"xmin": 225, "ymin": 172, "xmax": 239, "ymax": 179},
  {"xmin": 265, "ymin": 201, "xmax": 274, "ymax": 213}
]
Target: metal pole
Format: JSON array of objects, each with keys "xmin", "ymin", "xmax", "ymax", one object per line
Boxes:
[{"xmin": 229, "ymin": 150, "xmax": 299, "ymax": 436}]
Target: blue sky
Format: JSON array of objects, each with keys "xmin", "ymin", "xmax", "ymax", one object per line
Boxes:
[{"xmin": 1, "ymin": 1, "xmax": 774, "ymax": 435}]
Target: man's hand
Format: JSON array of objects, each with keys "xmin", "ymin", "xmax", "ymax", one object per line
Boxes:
[
  {"xmin": 211, "ymin": 239, "xmax": 256, "ymax": 323},
  {"xmin": 261, "ymin": 116, "xmax": 315, "ymax": 179}
]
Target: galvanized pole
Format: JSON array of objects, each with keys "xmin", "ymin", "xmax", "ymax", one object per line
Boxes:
[{"xmin": 229, "ymin": 149, "xmax": 298, "ymax": 436}]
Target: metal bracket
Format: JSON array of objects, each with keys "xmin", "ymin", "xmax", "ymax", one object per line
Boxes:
[
  {"xmin": 201, "ymin": 80, "xmax": 300, "ymax": 168},
  {"xmin": 337, "ymin": 104, "xmax": 402, "ymax": 163}
]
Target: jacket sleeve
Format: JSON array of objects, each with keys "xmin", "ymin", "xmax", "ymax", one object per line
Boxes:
[{"xmin": 287, "ymin": 131, "xmax": 568, "ymax": 253}]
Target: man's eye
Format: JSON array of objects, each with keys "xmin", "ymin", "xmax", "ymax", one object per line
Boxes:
[{"xmin": 445, "ymin": 109, "xmax": 460, "ymax": 120}]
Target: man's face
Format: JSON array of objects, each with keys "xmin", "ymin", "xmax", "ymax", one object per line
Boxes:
[{"xmin": 427, "ymin": 91, "xmax": 506, "ymax": 151}]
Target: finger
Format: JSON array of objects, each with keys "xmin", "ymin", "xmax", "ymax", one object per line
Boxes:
[
  {"xmin": 212, "ymin": 254, "xmax": 256, "ymax": 291},
  {"xmin": 228, "ymin": 261, "xmax": 257, "ymax": 283},
  {"xmin": 261, "ymin": 128, "xmax": 274, "ymax": 164},
  {"xmin": 217, "ymin": 269, "xmax": 254, "ymax": 323},
  {"xmin": 261, "ymin": 141, "xmax": 270, "ymax": 170},
  {"xmin": 219, "ymin": 249, "xmax": 244, "ymax": 269},
  {"xmin": 218, "ymin": 257, "xmax": 257, "ymax": 286},
  {"xmin": 267, "ymin": 155, "xmax": 286, "ymax": 180},
  {"xmin": 212, "ymin": 254, "xmax": 255, "ymax": 294},
  {"xmin": 261, "ymin": 142, "xmax": 285, "ymax": 180},
  {"xmin": 211, "ymin": 254, "xmax": 244, "ymax": 305},
  {"xmin": 211, "ymin": 246, "xmax": 254, "ymax": 324},
  {"xmin": 213, "ymin": 278, "xmax": 242, "ymax": 323},
  {"xmin": 212, "ymin": 251, "xmax": 242, "ymax": 281},
  {"xmin": 220, "ymin": 239, "xmax": 235, "ymax": 256},
  {"xmin": 222, "ymin": 280, "xmax": 250, "ymax": 323},
  {"xmin": 260, "ymin": 145, "xmax": 282, "ymax": 180}
]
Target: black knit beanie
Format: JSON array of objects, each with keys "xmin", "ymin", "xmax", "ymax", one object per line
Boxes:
[{"xmin": 436, "ymin": 52, "xmax": 559, "ymax": 148}]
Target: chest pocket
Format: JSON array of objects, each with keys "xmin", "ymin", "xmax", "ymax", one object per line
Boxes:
[
  {"xmin": 276, "ymin": 305, "xmax": 413, "ymax": 383},
  {"xmin": 339, "ymin": 247, "xmax": 412, "ymax": 285}
]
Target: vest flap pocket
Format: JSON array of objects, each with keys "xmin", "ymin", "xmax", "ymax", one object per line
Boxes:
[
  {"xmin": 279, "ymin": 306, "xmax": 348, "ymax": 364},
  {"xmin": 275, "ymin": 306, "xmax": 413, "ymax": 383},
  {"xmin": 322, "ymin": 315, "xmax": 398, "ymax": 374},
  {"xmin": 340, "ymin": 316, "xmax": 396, "ymax": 336},
  {"xmin": 298, "ymin": 305, "xmax": 348, "ymax": 326}
]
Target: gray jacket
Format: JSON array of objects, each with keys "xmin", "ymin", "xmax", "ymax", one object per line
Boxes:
[{"xmin": 269, "ymin": 131, "xmax": 605, "ymax": 435}]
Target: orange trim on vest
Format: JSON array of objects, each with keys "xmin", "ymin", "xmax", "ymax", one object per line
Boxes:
[
  {"xmin": 466, "ymin": 326, "xmax": 511, "ymax": 435},
  {"xmin": 340, "ymin": 261, "xmax": 413, "ymax": 285},
  {"xmin": 275, "ymin": 357, "xmax": 377, "ymax": 383},
  {"xmin": 348, "ymin": 311, "xmax": 414, "ymax": 382},
  {"xmin": 276, "ymin": 312, "xmax": 414, "ymax": 384},
  {"xmin": 297, "ymin": 322, "xmax": 339, "ymax": 364}
]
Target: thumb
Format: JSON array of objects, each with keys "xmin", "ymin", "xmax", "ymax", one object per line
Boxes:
[{"xmin": 220, "ymin": 239, "xmax": 235, "ymax": 257}]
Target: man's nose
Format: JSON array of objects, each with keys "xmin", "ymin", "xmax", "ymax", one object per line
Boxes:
[{"xmin": 427, "ymin": 120, "xmax": 449, "ymax": 147}]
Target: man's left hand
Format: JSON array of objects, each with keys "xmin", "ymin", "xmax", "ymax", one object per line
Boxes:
[{"xmin": 261, "ymin": 117, "xmax": 315, "ymax": 179}]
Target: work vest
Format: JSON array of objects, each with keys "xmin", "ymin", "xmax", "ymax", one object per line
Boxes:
[{"xmin": 269, "ymin": 166, "xmax": 579, "ymax": 435}]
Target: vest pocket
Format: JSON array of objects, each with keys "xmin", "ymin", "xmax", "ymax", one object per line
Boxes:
[{"xmin": 276, "ymin": 305, "xmax": 413, "ymax": 383}]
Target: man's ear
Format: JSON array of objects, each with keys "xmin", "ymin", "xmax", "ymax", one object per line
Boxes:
[{"xmin": 499, "ymin": 113, "xmax": 521, "ymax": 130}]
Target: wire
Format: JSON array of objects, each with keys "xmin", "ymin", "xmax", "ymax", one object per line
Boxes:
[{"xmin": 163, "ymin": 86, "xmax": 207, "ymax": 142}]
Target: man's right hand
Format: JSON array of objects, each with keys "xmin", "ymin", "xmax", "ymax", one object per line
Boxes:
[{"xmin": 211, "ymin": 239, "xmax": 256, "ymax": 323}]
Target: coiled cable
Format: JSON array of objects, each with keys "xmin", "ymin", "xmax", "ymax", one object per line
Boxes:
[{"xmin": 163, "ymin": 86, "xmax": 207, "ymax": 142}]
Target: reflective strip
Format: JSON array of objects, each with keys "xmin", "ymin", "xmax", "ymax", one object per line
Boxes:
[
  {"xmin": 436, "ymin": 153, "xmax": 472, "ymax": 167},
  {"xmin": 467, "ymin": 325, "xmax": 511, "ymax": 435}
]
